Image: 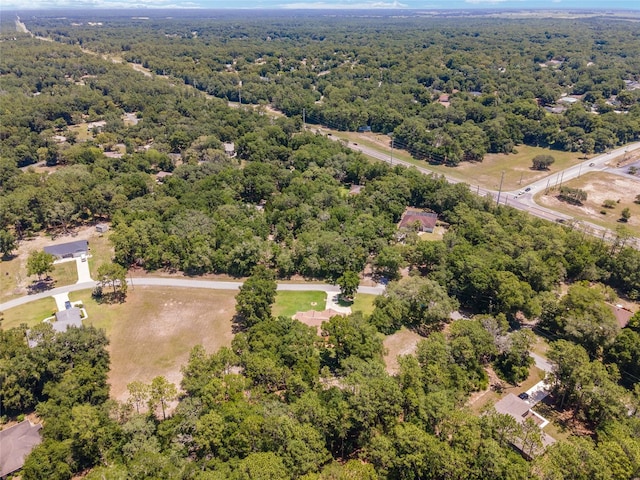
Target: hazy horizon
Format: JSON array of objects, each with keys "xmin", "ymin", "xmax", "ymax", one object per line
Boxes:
[{"xmin": 3, "ymin": 0, "xmax": 639, "ymax": 12}]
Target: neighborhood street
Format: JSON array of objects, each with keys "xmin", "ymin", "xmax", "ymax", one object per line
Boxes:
[{"xmin": 0, "ymin": 277, "xmax": 385, "ymax": 312}]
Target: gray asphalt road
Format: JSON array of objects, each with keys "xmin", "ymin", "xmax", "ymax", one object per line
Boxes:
[
  {"xmin": 531, "ymin": 352, "xmax": 554, "ymax": 373},
  {"xmin": 0, "ymin": 278, "xmax": 385, "ymax": 312}
]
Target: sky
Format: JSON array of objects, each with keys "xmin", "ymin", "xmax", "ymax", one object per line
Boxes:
[{"xmin": 2, "ymin": 0, "xmax": 639, "ymax": 12}]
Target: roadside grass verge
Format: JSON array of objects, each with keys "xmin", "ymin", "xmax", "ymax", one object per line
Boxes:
[
  {"xmin": 273, "ymin": 290, "xmax": 326, "ymax": 318},
  {"xmin": 323, "ymin": 129, "xmax": 583, "ymax": 192}
]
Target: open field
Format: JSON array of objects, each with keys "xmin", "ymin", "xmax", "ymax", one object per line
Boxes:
[
  {"xmin": 444, "ymin": 146, "xmax": 583, "ymax": 192},
  {"xmin": 1, "ymin": 297, "xmax": 57, "ymax": 330},
  {"xmin": 535, "ymin": 172, "xmax": 640, "ymax": 236},
  {"xmin": 273, "ymin": 290, "xmax": 326, "ymax": 318},
  {"xmin": 74, "ymin": 286, "xmax": 236, "ymax": 402}
]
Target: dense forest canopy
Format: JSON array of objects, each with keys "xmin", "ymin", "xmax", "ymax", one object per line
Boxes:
[
  {"xmin": 1, "ymin": 10, "xmax": 640, "ymax": 480},
  {"xmin": 20, "ymin": 10, "xmax": 640, "ymax": 164}
]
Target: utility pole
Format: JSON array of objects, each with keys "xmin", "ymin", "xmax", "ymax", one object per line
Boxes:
[
  {"xmin": 496, "ymin": 170, "xmax": 505, "ymax": 206},
  {"xmin": 519, "ymin": 172, "xmax": 523, "ymax": 185},
  {"xmin": 390, "ymin": 136, "xmax": 394, "ymax": 166},
  {"xmin": 558, "ymin": 171, "xmax": 564, "ymax": 189},
  {"xmin": 545, "ymin": 177, "xmax": 550, "ymax": 194}
]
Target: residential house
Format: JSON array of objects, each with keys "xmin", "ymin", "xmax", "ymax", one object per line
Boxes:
[
  {"xmin": 493, "ymin": 393, "xmax": 556, "ymax": 459},
  {"xmin": 398, "ymin": 208, "xmax": 438, "ymax": 233},
  {"xmin": 43, "ymin": 240, "xmax": 88, "ymax": 260},
  {"xmin": 0, "ymin": 420, "xmax": 42, "ymax": 478}
]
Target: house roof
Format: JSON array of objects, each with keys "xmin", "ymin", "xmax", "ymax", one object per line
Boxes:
[
  {"xmin": 398, "ymin": 210, "xmax": 438, "ymax": 231},
  {"xmin": 494, "ymin": 393, "xmax": 531, "ymax": 419},
  {"xmin": 53, "ymin": 307, "xmax": 82, "ymax": 332},
  {"xmin": 349, "ymin": 185, "xmax": 364, "ymax": 195},
  {"xmin": 293, "ymin": 309, "xmax": 345, "ymax": 334},
  {"xmin": 0, "ymin": 420, "xmax": 43, "ymax": 477},
  {"xmin": 610, "ymin": 305, "xmax": 634, "ymax": 329},
  {"xmin": 43, "ymin": 240, "xmax": 88, "ymax": 258}
]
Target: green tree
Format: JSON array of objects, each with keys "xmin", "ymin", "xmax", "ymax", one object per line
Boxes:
[
  {"xmin": 620, "ymin": 207, "xmax": 631, "ymax": 222},
  {"xmin": 235, "ymin": 265, "xmax": 277, "ymax": 328},
  {"xmin": 532, "ymin": 154, "xmax": 555, "ymax": 170},
  {"xmin": 148, "ymin": 376, "xmax": 177, "ymax": 420},
  {"xmin": 336, "ymin": 270, "xmax": 360, "ymax": 301},
  {"xmin": 127, "ymin": 380, "xmax": 150, "ymax": 414},
  {"xmin": 0, "ymin": 229, "xmax": 17, "ymax": 258},
  {"xmin": 96, "ymin": 262, "xmax": 128, "ymax": 300},
  {"xmin": 27, "ymin": 250, "xmax": 55, "ymax": 280}
]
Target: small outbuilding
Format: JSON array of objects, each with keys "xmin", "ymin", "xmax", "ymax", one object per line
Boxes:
[
  {"xmin": 43, "ymin": 240, "xmax": 88, "ymax": 260},
  {"xmin": 0, "ymin": 420, "xmax": 43, "ymax": 478},
  {"xmin": 96, "ymin": 223, "xmax": 109, "ymax": 233}
]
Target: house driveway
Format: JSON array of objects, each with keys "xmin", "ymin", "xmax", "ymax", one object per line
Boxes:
[
  {"xmin": 76, "ymin": 257, "xmax": 93, "ymax": 283},
  {"xmin": 52, "ymin": 292, "xmax": 70, "ymax": 312}
]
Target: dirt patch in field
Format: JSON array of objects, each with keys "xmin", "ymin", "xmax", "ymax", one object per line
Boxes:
[
  {"xmin": 383, "ymin": 328, "xmax": 424, "ymax": 375},
  {"xmin": 537, "ymin": 173, "xmax": 640, "ymax": 231},
  {"xmin": 106, "ymin": 286, "xmax": 236, "ymax": 402}
]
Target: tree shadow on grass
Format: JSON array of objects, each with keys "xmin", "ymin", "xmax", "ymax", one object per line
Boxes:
[{"xmin": 27, "ymin": 277, "xmax": 55, "ymax": 294}]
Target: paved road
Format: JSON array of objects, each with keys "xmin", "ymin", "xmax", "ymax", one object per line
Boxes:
[
  {"xmin": 530, "ymin": 352, "xmax": 553, "ymax": 373},
  {"xmin": 345, "ymin": 137, "xmax": 640, "ymax": 248},
  {"xmin": 0, "ymin": 277, "xmax": 385, "ymax": 312}
]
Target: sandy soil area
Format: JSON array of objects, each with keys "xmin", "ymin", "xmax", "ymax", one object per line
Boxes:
[{"xmin": 383, "ymin": 328, "xmax": 424, "ymax": 375}]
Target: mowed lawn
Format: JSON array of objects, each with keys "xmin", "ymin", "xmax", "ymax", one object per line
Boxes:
[
  {"xmin": 71, "ymin": 286, "xmax": 236, "ymax": 402},
  {"xmin": 273, "ymin": 291, "xmax": 326, "ymax": 318},
  {"xmin": 1, "ymin": 297, "xmax": 58, "ymax": 330}
]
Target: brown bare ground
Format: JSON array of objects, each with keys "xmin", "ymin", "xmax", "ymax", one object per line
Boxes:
[
  {"xmin": 383, "ymin": 327, "xmax": 424, "ymax": 375},
  {"xmin": 105, "ymin": 286, "xmax": 235, "ymax": 402},
  {"xmin": 537, "ymin": 173, "xmax": 640, "ymax": 232}
]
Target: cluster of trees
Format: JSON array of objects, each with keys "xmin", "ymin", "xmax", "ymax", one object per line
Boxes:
[
  {"xmin": 4, "ymin": 267, "xmax": 639, "ymax": 479},
  {"xmin": 25, "ymin": 12, "xmax": 640, "ymax": 165}
]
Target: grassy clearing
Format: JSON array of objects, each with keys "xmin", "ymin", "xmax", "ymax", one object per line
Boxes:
[
  {"xmin": 77, "ymin": 286, "xmax": 236, "ymax": 401},
  {"xmin": 1, "ymin": 297, "xmax": 57, "ymax": 330},
  {"xmin": 273, "ymin": 290, "xmax": 326, "ymax": 318},
  {"xmin": 535, "ymin": 172, "xmax": 640, "ymax": 236},
  {"xmin": 88, "ymin": 231, "xmax": 114, "ymax": 278},
  {"xmin": 383, "ymin": 327, "xmax": 424, "ymax": 375},
  {"xmin": 0, "ymin": 255, "xmax": 23, "ymax": 302},
  {"xmin": 51, "ymin": 261, "xmax": 78, "ymax": 286},
  {"xmin": 443, "ymin": 146, "xmax": 584, "ymax": 192},
  {"xmin": 68, "ymin": 123, "xmax": 96, "ymax": 142},
  {"xmin": 351, "ymin": 293, "xmax": 377, "ymax": 316}
]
